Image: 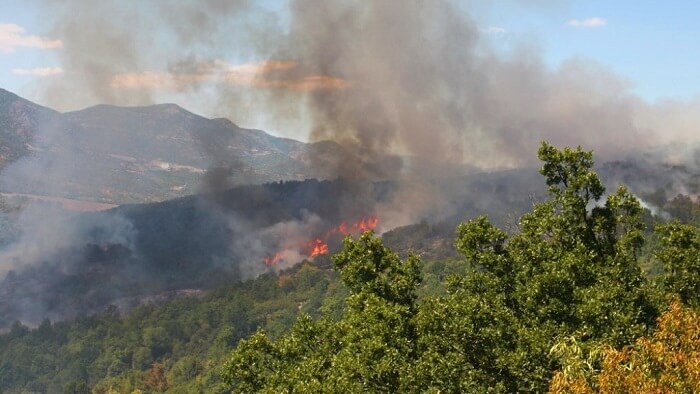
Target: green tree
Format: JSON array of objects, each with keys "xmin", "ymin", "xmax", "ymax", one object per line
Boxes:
[
  {"xmin": 666, "ymin": 194, "xmax": 698, "ymax": 224},
  {"xmin": 507, "ymin": 143, "xmax": 655, "ymax": 346},
  {"xmin": 63, "ymin": 380, "xmax": 90, "ymax": 394},
  {"xmin": 657, "ymin": 222, "xmax": 700, "ymax": 307},
  {"xmin": 411, "ymin": 270, "xmax": 523, "ymax": 392},
  {"xmin": 223, "ymin": 232, "xmax": 422, "ymax": 392},
  {"xmin": 223, "ymin": 143, "xmax": 659, "ymax": 392},
  {"xmin": 405, "ymin": 143, "xmax": 657, "ymax": 391},
  {"xmin": 549, "ymin": 299, "xmax": 700, "ymax": 394}
]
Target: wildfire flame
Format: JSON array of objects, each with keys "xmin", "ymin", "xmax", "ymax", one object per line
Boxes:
[
  {"xmin": 308, "ymin": 239, "xmax": 329, "ymax": 257},
  {"xmin": 353, "ymin": 217, "xmax": 379, "ymax": 232},
  {"xmin": 263, "ymin": 216, "xmax": 378, "ymax": 266},
  {"xmin": 264, "ymin": 251, "xmax": 285, "ymax": 266}
]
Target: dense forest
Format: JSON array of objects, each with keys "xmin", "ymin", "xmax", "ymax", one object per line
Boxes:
[{"xmin": 2, "ymin": 143, "xmax": 700, "ymax": 393}]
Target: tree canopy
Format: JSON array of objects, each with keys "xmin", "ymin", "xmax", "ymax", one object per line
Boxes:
[
  {"xmin": 550, "ymin": 299, "xmax": 700, "ymax": 393},
  {"xmin": 223, "ymin": 142, "xmax": 683, "ymax": 393},
  {"xmin": 3, "ymin": 142, "xmax": 699, "ymax": 392}
]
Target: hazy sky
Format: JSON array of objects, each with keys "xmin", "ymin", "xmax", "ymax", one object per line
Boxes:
[
  {"xmin": 1, "ymin": 0, "xmax": 699, "ymax": 143},
  {"xmin": 474, "ymin": 0, "xmax": 700, "ymax": 102},
  {"xmin": 3, "ymin": 1, "xmax": 699, "ymax": 101}
]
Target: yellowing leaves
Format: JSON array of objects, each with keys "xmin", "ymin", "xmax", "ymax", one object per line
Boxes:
[{"xmin": 550, "ymin": 299, "xmax": 700, "ymax": 394}]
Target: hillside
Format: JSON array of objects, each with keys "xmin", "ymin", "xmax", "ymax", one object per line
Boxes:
[
  {"xmin": 0, "ymin": 167, "xmax": 553, "ymax": 330},
  {"xmin": 1, "ymin": 155, "xmax": 697, "ymax": 330},
  {"xmin": 0, "ymin": 88, "xmax": 63, "ymax": 168},
  {"xmin": 0, "ymin": 178, "xmax": 395, "ymax": 329},
  {"xmin": 1, "ymin": 144, "xmax": 699, "ymax": 393},
  {"xmin": 0, "ymin": 89, "xmax": 349, "ymax": 204},
  {"xmin": 2, "ymin": 88, "xmax": 696, "ymax": 209}
]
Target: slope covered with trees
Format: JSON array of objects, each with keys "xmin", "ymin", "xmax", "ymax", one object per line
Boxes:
[
  {"xmin": 223, "ymin": 143, "xmax": 699, "ymax": 393},
  {"xmin": 1, "ymin": 143, "xmax": 699, "ymax": 393},
  {"xmin": 0, "ymin": 262, "xmax": 340, "ymax": 392}
]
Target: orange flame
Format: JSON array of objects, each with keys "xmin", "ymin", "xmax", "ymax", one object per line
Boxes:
[
  {"xmin": 264, "ymin": 251, "xmax": 285, "ymax": 266},
  {"xmin": 263, "ymin": 216, "xmax": 379, "ymax": 265},
  {"xmin": 308, "ymin": 239, "xmax": 329, "ymax": 257},
  {"xmin": 354, "ymin": 217, "xmax": 379, "ymax": 232},
  {"xmin": 332, "ymin": 216, "xmax": 379, "ymax": 236}
]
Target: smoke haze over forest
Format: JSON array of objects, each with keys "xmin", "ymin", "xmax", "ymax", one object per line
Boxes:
[{"xmin": 0, "ymin": 0, "xmax": 699, "ymax": 327}]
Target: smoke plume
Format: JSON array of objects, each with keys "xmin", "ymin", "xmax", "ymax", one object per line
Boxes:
[
  {"xmin": 18, "ymin": 0, "xmax": 700, "ymax": 256},
  {"xmin": 30, "ymin": 0, "xmax": 700, "ymax": 176}
]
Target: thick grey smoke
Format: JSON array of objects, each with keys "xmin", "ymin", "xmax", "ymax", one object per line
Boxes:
[
  {"xmin": 0, "ymin": 93, "xmax": 137, "ymax": 280},
  {"xmin": 226, "ymin": 210, "xmax": 326, "ymax": 278},
  {"xmin": 32, "ymin": 0, "xmax": 700, "ymax": 176},
  {"xmin": 19, "ymin": 0, "xmax": 700, "ymax": 249},
  {"xmin": 32, "ymin": 0, "xmax": 281, "ymax": 113},
  {"xmin": 268, "ymin": 0, "xmax": 656, "ymax": 173},
  {"xmin": 17, "ymin": 0, "xmax": 700, "ymax": 233},
  {"xmin": 0, "ymin": 204, "xmax": 136, "ymax": 275}
]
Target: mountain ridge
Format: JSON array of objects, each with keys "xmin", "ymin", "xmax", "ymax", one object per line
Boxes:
[{"xmin": 0, "ymin": 89, "xmax": 338, "ymax": 204}]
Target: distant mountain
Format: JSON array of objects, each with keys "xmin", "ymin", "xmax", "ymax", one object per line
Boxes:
[
  {"xmin": 0, "ymin": 88, "xmax": 63, "ymax": 167},
  {"xmin": 0, "ymin": 88, "xmax": 348, "ymax": 204}
]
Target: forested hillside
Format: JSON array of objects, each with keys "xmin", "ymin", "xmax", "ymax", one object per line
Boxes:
[
  {"xmin": 1, "ymin": 143, "xmax": 700, "ymax": 393},
  {"xmin": 0, "ymin": 178, "xmax": 398, "ymax": 329},
  {"xmin": 0, "ymin": 253, "xmax": 471, "ymax": 392},
  {"xmin": 221, "ymin": 143, "xmax": 700, "ymax": 393}
]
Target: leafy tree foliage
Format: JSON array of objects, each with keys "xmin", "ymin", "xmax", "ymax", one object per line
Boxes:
[
  {"xmin": 222, "ymin": 143, "xmax": 662, "ymax": 392},
  {"xmin": 0, "ymin": 262, "xmax": 341, "ymax": 393},
  {"xmin": 410, "ymin": 143, "xmax": 658, "ymax": 391},
  {"xmin": 223, "ymin": 234, "xmax": 422, "ymax": 392},
  {"xmin": 550, "ymin": 299, "xmax": 700, "ymax": 393},
  {"xmin": 657, "ymin": 222, "xmax": 700, "ymax": 307},
  {"xmin": 469, "ymin": 143, "xmax": 656, "ymax": 347},
  {"xmin": 666, "ymin": 194, "xmax": 700, "ymax": 225},
  {"xmin": 0, "ymin": 253, "xmax": 461, "ymax": 393}
]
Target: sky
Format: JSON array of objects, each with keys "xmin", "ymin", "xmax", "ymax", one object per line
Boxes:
[
  {"xmin": 1, "ymin": 1, "xmax": 699, "ymax": 120},
  {"xmin": 473, "ymin": 0, "xmax": 700, "ymax": 102},
  {"xmin": 0, "ymin": 1, "xmax": 57, "ymax": 93}
]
